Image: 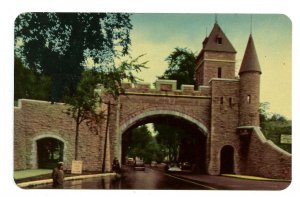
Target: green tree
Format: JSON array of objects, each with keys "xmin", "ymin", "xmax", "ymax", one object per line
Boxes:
[
  {"xmin": 155, "ymin": 48, "xmax": 198, "ymax": 161},
  {"xmin": 154, "ymin": 124, "xmax": 184, "ymax": 162},
  {"xmin": 14, "ymin": 56, "xmax": 51, "ymax": 102},
  {"xmin": 158, "ymin": 47, "xmax": 196, "ymax": 89},
  {"xmin": 126, "ymin": 125, "xmax": 161, "ymax": 163},
  {"xmin": 15, "ymin": 13, "xmax": 133, "ymax": 102},
  {"xmin": 65, "ymin": 56, "xmax": 147, "ymax": 161},
  {"xmin": 259, "ymin": 102, "xmax": 271, "ymax": 131},
  {"xmin": 259, "ymin": 102, "xmax": 291, "ymax": 153},
  {"xmin": 64, "ymin": 69, "xmax": 103, "ymax": 160}
]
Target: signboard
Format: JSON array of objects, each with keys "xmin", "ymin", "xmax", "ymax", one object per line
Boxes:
[
  {"xmin": 280, "ymin": 134, "xmax": 291, "ymax": 144},
  {"xmin": 71, "ymin": 160, "xmax": 83, "ymax": 174}
]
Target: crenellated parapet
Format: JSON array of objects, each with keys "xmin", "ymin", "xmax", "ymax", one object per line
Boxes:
[{"xmin": 120, "ymin": 79, "xmax": 211, "ymax": 97}]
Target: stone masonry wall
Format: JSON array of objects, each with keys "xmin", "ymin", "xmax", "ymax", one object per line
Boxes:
[
  {"xmin": 119, "ymin": 80, "xmax": 212, "ymax": 132},
  {"xmin": 239, "ymin": 72, "xmax": 260, "ymax": 127},
  {"xmin": 245, "ymin": 127, "xmax": 291, "ymax": 180},
  {"xmin": 196, "ymin": 51, "xmax": 236, "ymax": 86},
  {"xmin": 14, "ymin": 99, "xmax": 104, "ymax": 171},
  {"xmin": 209, "ymin": 79, "xmax": 241, "ymax": 175},
  {"xmin": 112, "ymin": 81, "xmax": 212, "ymax": 169},
  {"xmin": 14, "ymin": 79, "xmax": 291, "ymax": 179},
  {"xmin": 14, "ymin": 103, "xmax": 26, "ymax": 170}
]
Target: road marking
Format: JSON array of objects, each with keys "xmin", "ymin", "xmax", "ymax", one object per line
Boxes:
[{"xmin": 165, "ymin": 173, "xmax": 217, "ymax": 190}]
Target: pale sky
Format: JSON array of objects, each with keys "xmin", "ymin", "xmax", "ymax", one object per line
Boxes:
[{"xmin": 128, "ymin": 14, "xmax": 292, "ymax": 120}]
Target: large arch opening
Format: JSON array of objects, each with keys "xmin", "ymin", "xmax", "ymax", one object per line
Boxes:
[
  {"xmin": 220, "ymin": 145, "xmax": 235, "ymax": 174},
  {"xmin": 36, "ymin": 137, "xmax": 64, "ymax": 169},
  {"xmin": 120, "ymin": 111, "xmax": 208, "ymax": 174}
]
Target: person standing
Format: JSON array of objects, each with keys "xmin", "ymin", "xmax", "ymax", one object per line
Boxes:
[
  {"xmin": 112, "ymin": 157, "xmax": 121, "ymax": 173},
  {"xmin": 52, "ymin": 162, "xmax": 64, "ymax": 189}
]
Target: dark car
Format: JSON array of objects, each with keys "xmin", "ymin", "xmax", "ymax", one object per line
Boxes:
[
  {"xmin": 134, "ymin": 160, "xmax": 145, "ymax": 171},
  {"xmin": 181, "ymin": 162, "xmax": 192, "ymax": 170}
]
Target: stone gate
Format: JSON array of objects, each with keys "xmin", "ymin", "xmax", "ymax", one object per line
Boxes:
[{"xmin": 14, "ymin": 22, "xmax": 291, "ymax": 179}]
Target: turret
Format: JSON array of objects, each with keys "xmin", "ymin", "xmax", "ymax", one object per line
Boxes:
[{"xmin": 238, "ymin": 34, "xmax": 262, "ymax": 127}]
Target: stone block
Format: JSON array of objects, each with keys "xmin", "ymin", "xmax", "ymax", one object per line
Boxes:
[{"xmin": 155, "ymin": 80, "xmax": 177, "ymax": 91}]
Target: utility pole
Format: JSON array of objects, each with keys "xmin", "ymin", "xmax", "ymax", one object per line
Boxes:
[{"xmin": 102, "ymin": 101, "xmax": 111, "ymax": 173}]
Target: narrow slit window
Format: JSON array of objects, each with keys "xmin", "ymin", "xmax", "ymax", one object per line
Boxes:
[
  {"xmin": 218, "ymin": 67, "xmax": 222, "ymax": 78},
  {"xmin": 247, "ymin": 95, "xmax": 251, "ymax": 104},
  {"xmin": 220, "ymin": 97, "xmax": 224, "ymax": 105},
  {"xmin": 229, "ymin": 97, "xmax": 233, "ymax": 107}
]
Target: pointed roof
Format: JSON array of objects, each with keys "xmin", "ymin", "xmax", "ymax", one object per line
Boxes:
[
  {"xmin": 202, "ymin": 23, "xmax": 236, "ymax": 53},
  {"xmin": 239, "ymin": 34, "xmax": 262, "ymax": 75}
]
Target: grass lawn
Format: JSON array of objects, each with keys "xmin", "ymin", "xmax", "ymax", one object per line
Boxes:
[{"xmin": 14, "ymin": 169, "xmax": 52, "ymax": 180}]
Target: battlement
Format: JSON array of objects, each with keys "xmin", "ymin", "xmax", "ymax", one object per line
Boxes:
[{"xmin": 121, "ymin": 80, "xmax": 211, "ymax": 97}]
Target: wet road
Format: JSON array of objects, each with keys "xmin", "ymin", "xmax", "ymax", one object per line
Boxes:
[{"xmin": 32, "ymin": 166, "xmax": 212, "ymax": 189}]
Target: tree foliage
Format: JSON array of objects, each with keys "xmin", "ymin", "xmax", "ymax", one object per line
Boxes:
[
  {"xmin": 154, "ymin": 48, "xmax": 199, "ymax": 162},
  {"xmin": 259, "ymin": 102, "xmax": 291, "ymax": 153},
  {"xmin": 158, "ymin": 47, "xmax": 196, "ymax": 89},
  {"xmin": 14, "ymin": 12, "xmax": 149, "ymax": 161},
  {"xmin": 15, "ymin": 12, "xmax": 133, "ymax": 102},
  {"xmin": 65, "ymin": 56, "xmax": 147, "ymax": 160},
  {"xmin": 126, "ymin": 125, "xmax": 164, "ymax": 163},
  {"xmin": 154, "ymin": 124, "xmax": 183, "ymax": 162},
  {"xmin": 14, "ymin": 57, "xmax": 51, "ymax": 101}
]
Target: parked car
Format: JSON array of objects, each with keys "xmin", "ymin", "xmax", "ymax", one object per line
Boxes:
[
  {"xmin": 167, "ymin": 162, "xmax": 182, "ymax": 172},
  {"xmin": 126, "ymin": 158, "xmax": 135, "ymax": 165},
  {"xmin": 150, "ymin": 161, "xmax": 158, "ymax": 167},
  {"xmin": 181, "ymin": 162, "xmax": 192, "ymax": 170},
  {"xmin": 134, "ymin": 160, "xmax": 145, "ymax": 171},
  {"xmin": 168, "ymin": 165, "xmax": 182, "ymax": 172}
]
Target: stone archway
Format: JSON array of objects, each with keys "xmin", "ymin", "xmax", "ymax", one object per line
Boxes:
[
  {"xmin": 36, "ymin": 137, "xmax": 64, "ymax": 169},
  {"xmin": 31, "ymin": 134, "xmax": 67, "ymax": 169},
  {"xmin": 120, "ymin": 109, "xmax": 208, "ymax": 136},
  {"xmin": 118, "ymin": 109, "xmax": 209, "ymax": 172}
]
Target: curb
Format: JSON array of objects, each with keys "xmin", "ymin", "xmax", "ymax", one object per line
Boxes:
[
  {"xmin": 221, "ymin": 174, "xmax": 291, "ymax": 182},
  {"xmin": 17, "ymin": 173, "xmax": 116, "ymax": 188}
]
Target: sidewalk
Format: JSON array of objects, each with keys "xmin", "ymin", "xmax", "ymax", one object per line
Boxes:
[
  {"xmin": 170, "ymin": 172, "xmax": 291, "ymax": 190},
  {"xmin": 14, "ymin": 170, "xmax": 116, "ymax": 188}
]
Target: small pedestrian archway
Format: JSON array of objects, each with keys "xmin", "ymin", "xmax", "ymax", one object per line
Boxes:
[
  {"xmin": 220, "ymin": 145, "xmax": 235, "ymax": 174},
  {"xmin": 36, "ymin": 137, "xmax": 64, "ymax": 169}
]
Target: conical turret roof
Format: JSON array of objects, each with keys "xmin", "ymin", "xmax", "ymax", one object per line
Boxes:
[
  {"xmin": 202, "ymin": 23, "xmax": 236, "ymax": 53},
  {"xmin": 239, "ymin": 34, "xmax": 262, "ymax": 75}
]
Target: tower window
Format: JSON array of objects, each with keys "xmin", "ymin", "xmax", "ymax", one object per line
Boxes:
[
  {"xmin": 218, "ymin": 67, "xmax": 222, "ymax": 78},
  {"xmin": 220, "ymin": 97, "xmax": 224, "ymax": 105},
  {"xmin": 247, "ymin": 95, "xmax": 251, "ymax": 104},
  {"xmin": 229, "ymin": 97, "xmax": 233, "ymax": 107},
  {"xmin": 216, "ymin": 36, "xmax": 223, "ymax": 44}
]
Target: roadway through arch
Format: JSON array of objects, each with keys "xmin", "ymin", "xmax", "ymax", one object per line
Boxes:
[{"xmin": 119, "ymin": 110, "xmax": 209, "ymax": 173}]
